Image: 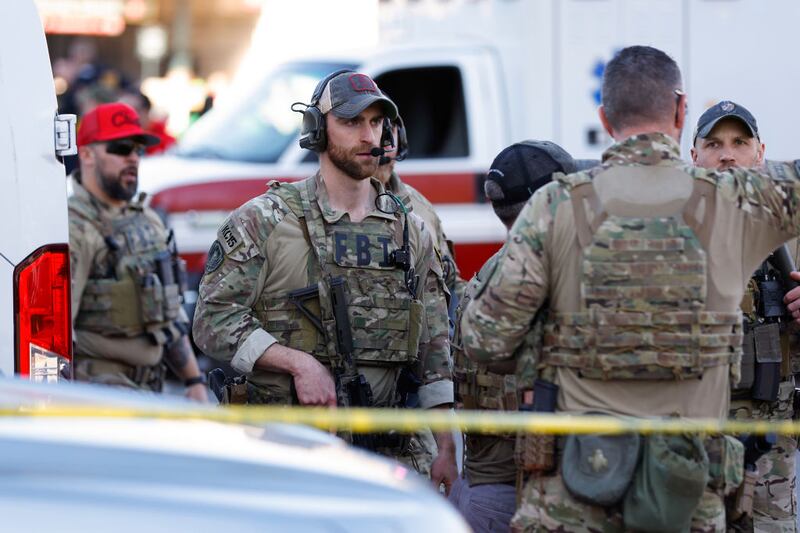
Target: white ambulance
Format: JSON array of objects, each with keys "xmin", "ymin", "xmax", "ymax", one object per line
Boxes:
[
  {"xmin": 139, "ymin": 0, "xmax": 800, "ymax": 306},
  {"xmin": 0, "ymin": 0, "xmax": 74, "ymax": 380}
]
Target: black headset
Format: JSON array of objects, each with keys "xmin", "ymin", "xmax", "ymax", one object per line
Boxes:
[
  {"xmin": 395, "ymin": 114, "xmax": 409, "ymax": 161},
  {"xmin": 297, "ymin": 68, "xmax": 353, "ymax": 153},
  {"xmin": 379, "ymin": 114, "xmax": 409, "ymax": 165},
  {"xmin": 297, "ymin": 69, "xmax": 396, "ymax": 155}
]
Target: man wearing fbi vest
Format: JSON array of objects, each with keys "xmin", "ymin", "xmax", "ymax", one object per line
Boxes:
[{"xmin": 192, "ymin": 70, "xmax": 457, "ymax": 491}]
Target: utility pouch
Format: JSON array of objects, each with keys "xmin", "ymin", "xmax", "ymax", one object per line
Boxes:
[
  {"xmin": 514, "ymin": 380, "xmax": 558, "ymax": 473},
  {"xmin": 752, "ymin": 323, "xmax": 781, "ymax": 401},
  {"xmin": 757, "ymin": 278, "xmax": 784, "ymax": 319},
  {"xmin": 515, "ymin": 430, "xmax": 556, "ymax": 473},
  {"xmin": 172, "ymin": 256, "xmax": 188, "ymax": 296},
  {"xmin": 406, "ymin": 299, "xmax": 424, "ymax": 360},
  {"xmin": 623, "ymin": 434, "xmax": 709, "ymax": 532},
  {"xmin": 163, "ymin": 283, "xmax": 181, "ymax": 320},
  {"xmin": 208, "ymin": 368, "xmax": 248, "ymax": 405},
  {"xmin": 737, "ymin": 326, "xmax": 755, "ymax": 391},
  {"xmin": 154, "ymin": 250, "xmax": 175, "ymax": 287},
  {"xmin": 562, "ymin": 432, "xmax": 641, "ymax": 507},
  {"xmin": 139, "ymin": 272, "xmax": 165, "ymax": 324}
]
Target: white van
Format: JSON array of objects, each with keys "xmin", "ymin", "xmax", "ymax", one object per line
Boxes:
[
  {"xmin": 139, "ymin": 0, "xmax": 800, "ymax": 303},
  {"xmin": 0, "ymin": 0, "xmax": 74, "ymax": 380}
]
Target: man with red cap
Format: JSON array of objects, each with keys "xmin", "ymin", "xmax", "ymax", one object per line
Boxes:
[{"xmin": 69, "ymin": 102, "xmax": 207, "ymax": 401}]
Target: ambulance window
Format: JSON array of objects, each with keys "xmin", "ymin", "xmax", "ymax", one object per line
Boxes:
[{"xmin": 375, "ymin": 67, "xmax": 469, "ymax": 159}]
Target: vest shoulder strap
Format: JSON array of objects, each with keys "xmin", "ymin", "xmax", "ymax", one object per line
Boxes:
[{"xmin": 569, "ymin": 181, "xmax": 607, "ymax": 248}]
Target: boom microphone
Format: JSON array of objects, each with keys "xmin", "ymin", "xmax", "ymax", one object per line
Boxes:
[{"xmin": 370, "ymin": 147, "xmax": 385, "ymax": 157}]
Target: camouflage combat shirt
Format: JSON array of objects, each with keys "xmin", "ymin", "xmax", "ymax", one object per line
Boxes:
[
  {"xmin": 193, "ymin": 172, "xmax": 453, "ymax": 408},
  {"xmin": 461, "ymin": 133, "xmax": 800, "ymax": 419}
]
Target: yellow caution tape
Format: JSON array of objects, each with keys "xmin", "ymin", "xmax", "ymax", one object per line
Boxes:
[{"xmin": 2, "ymin": 405, "xmax": 799, "ymax": 435}]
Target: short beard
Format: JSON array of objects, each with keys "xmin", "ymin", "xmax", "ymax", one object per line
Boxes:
[
  {"xmin": 98, "ymin": 167, "xmax": 137, "ymax": 201},
  {"xmin": 327, "ymin": 142, "xmax": 377, "ymax": 181}
]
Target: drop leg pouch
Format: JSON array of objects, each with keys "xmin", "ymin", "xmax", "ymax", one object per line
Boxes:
[
  {"xmin": 561, "ymin": 432, "xmax": 641, "ymax": 506},
  {"xmin": 623, "ymin": 434, "xmax": 710, "ymax": 532}
]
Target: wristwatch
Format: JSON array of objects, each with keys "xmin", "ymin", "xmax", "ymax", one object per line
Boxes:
[{"xmin": 184, "ymin": 375, "xmax": 207, "ymax": 387}]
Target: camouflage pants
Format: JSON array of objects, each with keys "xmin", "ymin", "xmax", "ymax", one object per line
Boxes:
[
  {"xmin": 730, "ymin": 381, "xmax": 797, "ymax": 533},
  {"xmin": 511, "ymin": 471, "xmax": 726, "ymax": 532}
]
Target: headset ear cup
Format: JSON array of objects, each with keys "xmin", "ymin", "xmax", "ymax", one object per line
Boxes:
[
  {"xmin": 299, "ymin": 107, "xmax": 326, "ymax": 152},
  {"xmin": 298, "ymin": 68, "xmax": 354, "ymax": 153},
  {"xmin": 380, "ymin": 118, "xmax": 394, "ymax": 149},
  {"xmin": 396, "ymin": 116, "xmax": 409, "ymax": 161}
]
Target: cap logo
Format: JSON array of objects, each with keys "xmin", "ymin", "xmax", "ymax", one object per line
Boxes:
[
  {"xmin": 720, "ymin": 102, "xmax": 735, "ymax": 112},
  {"xmin": 349, "ymin": 74, "xmax": 378, "ymax": 94},
  {"xmin": 111, "ymin": 110, "xmax": 141, "ymax": 127}
]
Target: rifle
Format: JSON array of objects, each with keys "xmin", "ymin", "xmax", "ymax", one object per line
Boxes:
[
  {"xmin": 746, "ymin": 245, "xmax": 797, "ymax": 401},
  {"xmin": 770, "ymin": 245, "xmax": 800, "ymax": 415},
  {"xmin": 288, "ymin": 277, "xmax": 377, "ymax": 449}
]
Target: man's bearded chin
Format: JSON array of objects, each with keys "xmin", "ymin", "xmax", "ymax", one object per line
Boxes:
[
  {"xmin": 328, "ymin": 143, "xmax": 377, "ymax": 181},
  {"xmin": 100, "ymin": 169, "xmax": 138, "ymax": 201}
]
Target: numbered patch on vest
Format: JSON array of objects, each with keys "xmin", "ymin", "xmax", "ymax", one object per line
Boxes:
[
  {"xmin": 332, "ymin": 231, "xmax": 394, "ymax": 269},
  {"xmin": 205, "ymin": 241, "xmax": 224, "ymax": 273}
]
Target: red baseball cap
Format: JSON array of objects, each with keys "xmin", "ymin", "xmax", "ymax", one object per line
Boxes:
[{"xmin": 77, "ymin": 102, "xmax": 160, "ymax": 147}]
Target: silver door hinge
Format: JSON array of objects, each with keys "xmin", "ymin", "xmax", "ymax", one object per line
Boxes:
[{"xmin": 54, "ymin": 114, "xmax": 77, "ymax": 157}]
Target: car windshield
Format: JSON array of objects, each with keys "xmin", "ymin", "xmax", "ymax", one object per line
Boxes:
[{"xmin": 175, "ymin": 61, "xmax": 355, "ymax": 163}]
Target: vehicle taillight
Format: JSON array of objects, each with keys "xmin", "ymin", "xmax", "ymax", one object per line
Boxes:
[{"xmin": 14, "ymin": 244, "xmax": 72, "ymax": 382}]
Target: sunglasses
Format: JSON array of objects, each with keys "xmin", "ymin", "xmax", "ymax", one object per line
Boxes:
[{"xmin": 105, "ymin": 139, "xmax": 146, "ymax": 157}]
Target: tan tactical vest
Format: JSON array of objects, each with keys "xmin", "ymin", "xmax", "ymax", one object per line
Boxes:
[
  {"xmin": 543, "ymin": 168, "xmax": 742, "ymax": 380},
  {"xmin": 70, "ymin": 195, "xmax": 183, "ymax": 345},
  {"xmin": 253, "ymin": 179, "xmax": 423, "ymax": 366}
]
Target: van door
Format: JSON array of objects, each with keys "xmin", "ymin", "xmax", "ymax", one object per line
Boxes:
[{"xmin": 0, "ymin": 1, "xmax": 71, "ymax": 377}]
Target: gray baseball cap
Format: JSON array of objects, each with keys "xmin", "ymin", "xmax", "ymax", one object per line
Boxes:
[
  {"xmin": 316, "ymin": 71, "xmax": 398, "ymax": 120},
  {"xmin": 693, "ymin": 100, "xmax": 759, "ymax": 143}
]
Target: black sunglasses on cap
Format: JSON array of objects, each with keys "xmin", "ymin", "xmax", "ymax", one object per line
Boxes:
[{"xmin": 105, "ymin": 139, "xmax": 146, "ymax": 157}]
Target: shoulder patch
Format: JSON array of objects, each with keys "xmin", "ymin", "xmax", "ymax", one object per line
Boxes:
[
  {"xmin": 205, "ymin": 241, "xmax": 224, "ymax": 274},
  {"xmin": 218, "ymin": 220, "xmax": 244, "ymax": 254}
]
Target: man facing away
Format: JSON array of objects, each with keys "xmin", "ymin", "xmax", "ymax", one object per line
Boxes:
[
  {"xmin": 449, "ymin": 140, "xmax": 593, "ymax": 533},
  {"xmin": 461, "ymin": 45, "xmax": 800, "ymax": 531}
]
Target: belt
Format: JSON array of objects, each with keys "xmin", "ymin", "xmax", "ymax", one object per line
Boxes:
[{"xmin": 75, "ymin": 355, "xmax": 165, "ymax": 391}]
